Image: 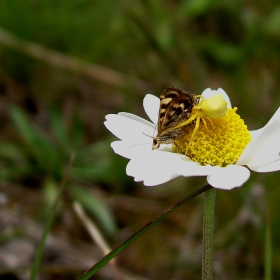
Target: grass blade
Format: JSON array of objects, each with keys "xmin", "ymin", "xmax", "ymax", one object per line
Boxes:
[
  {"xmin": 29, "ymin": 153, "xmax": 75, "ymax": 280},
  {"xmin": 79, "ymin": 184, "xmax": 212, "ymax": 279}
]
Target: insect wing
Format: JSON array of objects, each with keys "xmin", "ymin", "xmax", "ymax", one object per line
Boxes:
[
  {"xmin": 158, "ymin": 88, "xmax": 194, "ymax": 133},
  {"xmin": 158, "ymin": 88, "xmax": 181, "ymax": 133}
]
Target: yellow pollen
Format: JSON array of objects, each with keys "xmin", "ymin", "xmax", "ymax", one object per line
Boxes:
[{"xmin": 175, "ymin": 107, "xmax": 252, "ymax": 167}]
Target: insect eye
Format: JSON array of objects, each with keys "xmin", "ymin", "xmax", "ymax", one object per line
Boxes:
[{"xmin": 152, "ymin": 139, "xmax": 160, "ymax": 150}]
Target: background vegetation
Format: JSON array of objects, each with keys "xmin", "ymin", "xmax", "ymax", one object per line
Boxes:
[{"xmin": 0, "ymin": 0, "xmax": 280, "ymax": 279}]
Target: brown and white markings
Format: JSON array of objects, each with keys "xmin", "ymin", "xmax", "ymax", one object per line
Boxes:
[{"xmin": 152, "ymin": 87, "xmax": 197, "ymax": 150}]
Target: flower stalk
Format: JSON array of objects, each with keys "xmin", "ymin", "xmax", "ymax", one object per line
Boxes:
[{"xmin": 202, "ymin": 188, "xmax": 216, "ymax": 280}]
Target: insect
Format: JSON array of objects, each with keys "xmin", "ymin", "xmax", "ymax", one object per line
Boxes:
[{"xmin": 152, "ymin": 87, "xmax": 198, "ymax": 150}]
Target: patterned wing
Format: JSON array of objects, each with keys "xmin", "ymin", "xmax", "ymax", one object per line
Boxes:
[{"xmin": 157, "ymin": 87, "xmax": 195, "ymax": 133}]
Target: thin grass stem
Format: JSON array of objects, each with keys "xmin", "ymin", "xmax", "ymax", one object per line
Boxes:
[
  {"xmin": 29, "ymin": 153, "xmax": 75, "ymax": 280},
  {"xmin": 79, "ymin": 184, "xmax": 213, "ymax": 280},
  {"xmin": 265, "ymin": 208, "xmax": 272, "ymax": 280},
  {"xmin": 202, "ymin": 188, "xmax": 216, "ymax": 280}
]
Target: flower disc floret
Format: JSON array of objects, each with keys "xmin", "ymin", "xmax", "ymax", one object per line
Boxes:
[{"xmin": 176, "ymin": 107, "xmax": 252, "ymax": 167}]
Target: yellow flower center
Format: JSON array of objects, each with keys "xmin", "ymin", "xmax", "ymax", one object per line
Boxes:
[{"xmin": 175, "ymin": 107, "xmax": 252, "ymax": 167}]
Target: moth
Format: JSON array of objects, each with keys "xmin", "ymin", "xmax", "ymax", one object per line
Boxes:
[{"xmin": 152, "ymin": 87, "xmax": 197, "ymax": 150}]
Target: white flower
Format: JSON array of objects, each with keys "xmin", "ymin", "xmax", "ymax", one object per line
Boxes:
[{"xmin": 104, "ymin": 88, "xmax": 280, "ymax": 190}]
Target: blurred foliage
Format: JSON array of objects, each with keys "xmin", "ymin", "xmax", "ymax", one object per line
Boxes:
[{"xmin": 0, "ymin": 0, "xmax": 280, "ymax": 279}]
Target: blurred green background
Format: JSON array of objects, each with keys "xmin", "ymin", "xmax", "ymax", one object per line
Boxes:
[{"xmin": 0, "ymin": 0, "xmax": 280, "ymax": 279}]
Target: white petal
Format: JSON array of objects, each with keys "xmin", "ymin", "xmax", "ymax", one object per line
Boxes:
[
  {"xmin": 207, "ymin": 165, "xmax": 250, "ymax": 190},
  {"xmin": 125, "ymin": 150, "xmax": 213, "ymax": 186},
  {"xmin": 249, "ymin": 128, "xmax": 263, "ymax": 139},
  {"xmin": 143, "ymin": 94, "xmax": 160, "ymax": 124},
  {"xmin": 248, "ymin": 107, "xmax": 280, "ymax": 141},
  {"xmin": 127, "ymin": 161, "xmax": 179, "ymax": 186},
  {"xmin": 126, "ymin": 151, "xmax": 180, "ymax": 186},
  {"xmin": 237, "ymin": 119, "xmax": 280, "ymax": 168},
  {"xmin": 111, "ymin": 141, "xmax": 152, "ymax": 159},
  {"xmin": 104, "ymin": 114, "xmax": 154, "ymax": 143},
  {"xmin": 117, "ymin": 112, "xmax": 154, "ymax": 127},
  {"xmin": 201, "ymin": 88, "xmax": 232, "ymax": 108},
  {"xmin": 175, "ymin": 159, "xmax": 214, "ymax": 177},
  {"xmin": 265, "ymin": 106, "xmax": 280, "ymax": 126},
  {"xmin": 249, "ymin": 160, "xmax": 280, "ymax": 173}
]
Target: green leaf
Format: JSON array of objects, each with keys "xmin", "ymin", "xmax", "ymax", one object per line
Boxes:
[
  {"xmin": 264, "ymin": 7, "xmax": 280, "ymax": 38},
  {"xmin": 49, "ymin": 108, "xmax": 69, "ymax": 150},
  {"xmin": 10, "ymin": 106, "xmax": 62, "ymax": 177},
  {"xmin": 180, "ymin": 0, "xmax": 216, "ymax": 18},
  {"xmin": 0, "ymin": 142, "xmax": 23, "ymax": 160}
]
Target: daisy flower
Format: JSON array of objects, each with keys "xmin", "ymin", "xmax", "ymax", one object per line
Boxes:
[{"xmin": 104, "ymin": 88, "xmax": 280, "ymax": 190}]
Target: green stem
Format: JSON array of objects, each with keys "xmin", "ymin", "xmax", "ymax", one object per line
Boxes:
[
  {"xmin": 79, "ymin": 184, "xmax": 213, "ymax": 280},
  {"xmin": 202, "ymin": 188, "xmax": 216, "ymax": 280},
  {"xmin": 265, "ymin": 207, "xmax": 272, "ymax": 280}
]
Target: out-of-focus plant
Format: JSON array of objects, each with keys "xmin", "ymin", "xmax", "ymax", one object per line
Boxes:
[{"xmin": 0, "ymin": 106, "xmax": 120, "ymax": 235}]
